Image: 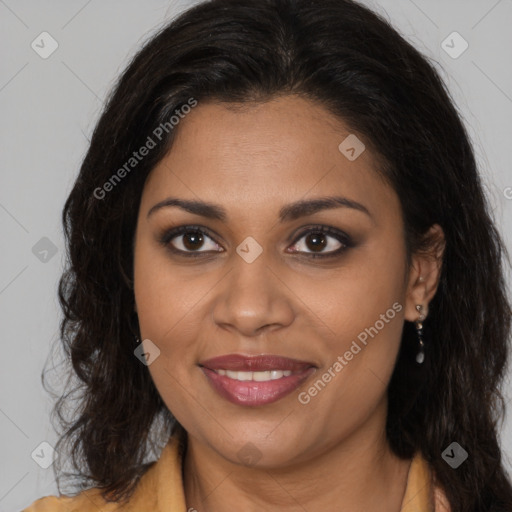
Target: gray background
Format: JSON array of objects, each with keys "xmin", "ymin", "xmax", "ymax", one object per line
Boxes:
[{"xmin": 1, "ymin": 0, "xmax": 511, "ymax": 510}]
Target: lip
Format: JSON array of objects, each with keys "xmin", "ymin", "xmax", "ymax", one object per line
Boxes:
[{"xmin": 199, "ymin": 354, "xmax": 317, "ymax": 406}]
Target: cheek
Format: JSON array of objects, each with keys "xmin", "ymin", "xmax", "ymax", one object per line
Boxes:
[
  {"xmin": 133, "ymin": 241, "xmax": 201, "ymax": 419},
  {"xmin": 134, "ymin": 235, "xmax": 200, "ymax": 340},
  {"xmin": 305, "ymin": 239, "xmax": 407, "ymax": 404},
  {"xmin": 299, "ymin": 274, "xmax": 405, "ymax": 434},
  {"xmin": 313, "ymin": 242, "xmax": 406, "ymax": 347},
  {"xmin": 313, "ymin": 279, "xmax": 405, "ymax": 387},
  {"xmin": 133, "ymin": 237, "xmax": 212, "ymax": 395}
]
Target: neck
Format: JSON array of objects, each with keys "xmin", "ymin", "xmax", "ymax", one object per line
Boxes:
[{"xmin": 182, "ymin": 402, "xmax": 412, "ymax": 512}]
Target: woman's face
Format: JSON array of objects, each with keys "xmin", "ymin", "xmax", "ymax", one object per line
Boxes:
[{"xmin": 133, "ymin": 95, "xmax": 433, "ymax": 467}]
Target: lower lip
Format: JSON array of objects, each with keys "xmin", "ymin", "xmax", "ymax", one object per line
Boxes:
[{"xmin": 201, "ymin": 366, "xmax": 316, "ymax": 406}]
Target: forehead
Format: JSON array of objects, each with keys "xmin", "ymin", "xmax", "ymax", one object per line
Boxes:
[{"xmin": 140, "ymin": 95, "xmax": 397, "ymax": 222}]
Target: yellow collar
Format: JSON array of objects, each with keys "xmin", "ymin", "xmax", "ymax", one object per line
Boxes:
[{"xmin": 399, "ymin": 450, "xmax": 435, "ymax": 511}]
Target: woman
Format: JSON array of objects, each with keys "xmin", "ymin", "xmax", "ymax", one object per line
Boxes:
[{"xmin": 23, "ymin": 0, "xmax": 512, "ymax": 510}]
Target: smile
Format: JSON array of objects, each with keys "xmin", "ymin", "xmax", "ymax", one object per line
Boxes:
[{"xmin": 199, "ymin": 354, "xmax": 317, "ymax": 406}]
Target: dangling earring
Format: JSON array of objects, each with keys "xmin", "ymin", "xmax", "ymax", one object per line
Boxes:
[{"xmin": 415, "ymin": 304, "xmax": 426, "ymax": 364}]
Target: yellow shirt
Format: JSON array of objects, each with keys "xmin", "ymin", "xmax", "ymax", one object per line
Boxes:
[{"xmin": 22, "ymin": 434, "xmax": 450, "ymax": 511}]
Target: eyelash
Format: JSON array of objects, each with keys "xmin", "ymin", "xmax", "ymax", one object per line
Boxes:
[{"xmin": 157, "ymin": 224, "xmax": 354, "ymax": 260}]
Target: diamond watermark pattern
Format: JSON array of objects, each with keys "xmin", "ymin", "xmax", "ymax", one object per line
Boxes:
[
  {"xmin": 442, "ymin": 442, "xmax": 468, "ymax": 469},
  {"xmin": 338, "ymin": 134, "xmax": 366, "ymax": 161},
  {"xmin": 236, "ymin": 236, "xmax": 263, "ymax": 263},
  {"xmin": 32, "ymin": 237, "xmax": 58, "ymax": 263},
  {"xmin": 237, "ymin": 442, "xmax": 263, "ymax": 465},
  {"xmin": 134, "ymin": 339, "xmax": 161, "ymax": 366},
  {"xmin": 441, "ymin": 31, "xmax": 468, "ymax": 59},
  {"xmin": 31, "ymin": 32, "xmax": 59, "ymax": 59},
  {"xmin": 31, "ymin": 441, "xmax": 55, "ymax": 469}
]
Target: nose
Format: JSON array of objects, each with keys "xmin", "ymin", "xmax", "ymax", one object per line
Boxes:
[{"xmin": 210, "ymin": 253, "xmax": 295, "ymax": 338}]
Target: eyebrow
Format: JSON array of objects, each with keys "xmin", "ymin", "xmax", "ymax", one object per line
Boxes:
[{"xmin": 147, "ymin": 195, "xmax": 372, "ymax": 222}]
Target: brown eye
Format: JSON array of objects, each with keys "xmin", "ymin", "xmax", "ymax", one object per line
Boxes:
[
  {"xmin": 304, "ymin": 232, "xmax": 328, "ymax": 252},
  {"xmin": 159, "ymin": 226, "xmax": 223, "ymax": 255},
  {"xmin": 181, "ymin": 230, "xmax": 205, "ymax": 251},
  {"xmin": 288, "ymin": 226, "xmax": 352, "ymax": 259}
]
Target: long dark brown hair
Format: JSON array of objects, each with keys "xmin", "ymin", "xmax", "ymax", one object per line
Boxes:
[{"xmin": 44, "ymin": 0, "xmax": 512, "ymax": 510}]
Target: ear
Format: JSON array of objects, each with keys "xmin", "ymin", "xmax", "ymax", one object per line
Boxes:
[{"xmin": 404, "ymin": 224, "xmax": 445, "ymax": 322}]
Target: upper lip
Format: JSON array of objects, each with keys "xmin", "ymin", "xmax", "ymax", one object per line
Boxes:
[{"xmin": 199, "ymin": 354, "xmax": 316, "ymax": 372}]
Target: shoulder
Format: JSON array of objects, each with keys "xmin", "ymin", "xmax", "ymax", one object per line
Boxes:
[
  {"xmin": 21, "ymin": 462, "xmax": 159, "ymax": 511},
  {"xmin": 22, "ymin": 432, "xmax": 186, "ymax": 511},
  {"xmin": 21, "ymin": 488, "xmax": 121, "ymax": 512},
  {"xmin": 22, "ymin": 495, "xmax": 68, "ymax": 512}
]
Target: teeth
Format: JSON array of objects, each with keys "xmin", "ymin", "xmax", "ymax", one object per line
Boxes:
[{"xmin": 214, "ymin": 369, "xmax": 292, "ymax": 381}]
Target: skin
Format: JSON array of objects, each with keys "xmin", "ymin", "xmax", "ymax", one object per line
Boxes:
[{"xmin": 133, "ymin": 95, "xmax": 445, "ymax": 512}]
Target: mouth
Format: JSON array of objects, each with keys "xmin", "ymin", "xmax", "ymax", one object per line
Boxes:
[{"xmin": 199, "ymin": 354, "xmax": 317, "ymax": 406}]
